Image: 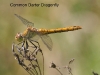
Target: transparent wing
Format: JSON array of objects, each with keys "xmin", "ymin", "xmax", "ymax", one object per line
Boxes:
[
  {"xmin": 30, "ymin": 35, "xmax": 40, "ymax": 41},
  {"xmin": 15, "ymin": 14, "xmax": 34, "ymax": 27},
  {"xmin": 40, "ymin": 34, "xmax": 53, "ymax": 50},
  {"xmin": 29, "ymin": 33, "xmax": 53, "ymax": 50}
]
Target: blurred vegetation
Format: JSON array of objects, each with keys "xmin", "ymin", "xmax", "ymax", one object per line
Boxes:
[{"xmin": 0, "ymin": 0, "xmax": 100, "ymax": 75}]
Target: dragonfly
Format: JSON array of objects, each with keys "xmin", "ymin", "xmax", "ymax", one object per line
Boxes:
[{"xmin": 15, "ymin": 14, "xmax": 82, "ymax": 50}]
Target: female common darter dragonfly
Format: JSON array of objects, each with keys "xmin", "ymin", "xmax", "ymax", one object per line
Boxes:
[{"xmin": 15, "ymin": 14, "xmax": 82, "ymax": 50}]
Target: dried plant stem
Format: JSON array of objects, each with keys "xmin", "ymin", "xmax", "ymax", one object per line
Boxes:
[{"xmin": 55, "ymin": 68, "xmax": 63, "ymax": 75}]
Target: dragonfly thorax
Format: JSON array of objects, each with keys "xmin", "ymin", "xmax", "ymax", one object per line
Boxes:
[
  {"xmin": 22, "ymin": 27, "xmax": 38, "ymax": 38},
  {"xmin": 15, "ymin": 33, "xmax": 24, "ymax": 42}
]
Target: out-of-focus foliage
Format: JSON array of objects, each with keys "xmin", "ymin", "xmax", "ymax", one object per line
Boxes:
[{"xmin": 0, "ymin": 0, "xmax": 100, "ymax": 75}]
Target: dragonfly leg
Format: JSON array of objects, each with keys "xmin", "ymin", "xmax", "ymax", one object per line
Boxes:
[{"xmin": 29, "ymin": 39, "xmax": 40, "ymax": 48}]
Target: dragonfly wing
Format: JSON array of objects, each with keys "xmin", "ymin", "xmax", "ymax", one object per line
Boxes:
[
  {"xmin": 29, "ymin": 34, "xmax": 40, "ymax": 41},
  {"xmin": 28, "ymin": 31, "xmax": 53, "ymax": 50},
  {"xmin": 40, "ymin": 34, "xmax": 53, "ymax": 50},
  {"xmin": 15, "ymin": 14, "xmax": 34, "ymax": 27}
]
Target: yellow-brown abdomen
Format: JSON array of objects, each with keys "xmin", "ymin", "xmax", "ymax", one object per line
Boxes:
[{"xmin": 38, "ymin": 26, "xmax": 82, "ymax": 34}]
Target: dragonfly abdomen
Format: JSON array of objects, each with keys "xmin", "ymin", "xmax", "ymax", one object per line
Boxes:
[{"xmin": 38, "ymin": 26, "xmax": 82, "ymax": 34}]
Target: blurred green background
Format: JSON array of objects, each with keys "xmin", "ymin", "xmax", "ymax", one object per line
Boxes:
[{"xmin": 0, "ymin": 0, "xmax": 100, "ymax": 75}]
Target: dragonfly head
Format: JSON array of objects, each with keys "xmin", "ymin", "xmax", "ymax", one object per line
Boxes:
[{"xmin": 15, "ymin": 33, "xmax": 23, "ymax": 42}]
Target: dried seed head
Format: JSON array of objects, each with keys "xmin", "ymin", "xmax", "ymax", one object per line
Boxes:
[{"xmin": 49, "ymin": 62, "xmax": 56, "ymax": 68}]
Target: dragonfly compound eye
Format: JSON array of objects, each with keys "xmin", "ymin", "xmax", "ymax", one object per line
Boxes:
[{"xmin": 15, "ymin": 33, "xmax": 23, "ymax": 42}]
